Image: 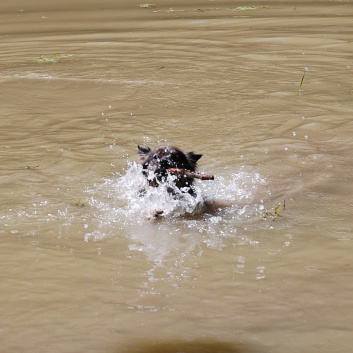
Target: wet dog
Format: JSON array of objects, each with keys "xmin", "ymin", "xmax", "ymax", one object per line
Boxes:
[{"xmin": 138, "ymin": 145, "xmax": 202, "ymax": 195}]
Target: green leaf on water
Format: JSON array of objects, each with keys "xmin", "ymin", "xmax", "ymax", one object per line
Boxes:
[
  {"xmin": 35, "ymin": 53, "xmax": 72, "ymax": 64},
  {"xmin": 233, "ymin": 6, "xmax": 258, "ymax": 11},
  {"xmin": 262, "ymin": 200, "xmax": 285, "ymax": 221},
  {"xmin": 274, "ymin": 204, "xmax": 282, "ymax": 217}
]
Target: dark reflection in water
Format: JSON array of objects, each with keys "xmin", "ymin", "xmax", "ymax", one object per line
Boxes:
[{"xmin": 119, "ymin": 338, "xmax": 268, "ymax": 353}]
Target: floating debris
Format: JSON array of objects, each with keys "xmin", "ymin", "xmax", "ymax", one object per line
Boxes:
[
  {"xmin": 233, "ymin": 6, "xmax": 258, "ymax": 12},
  {"xmin": 35, "ymin": 53, "xmax": 72, "ymax": 64},
  {"xmin": 72, "ymin": 199, "xmax": 85, "ymax": 207},
  {"xmin": 262, "ymin": 200, "xmax": 285, "ymax": 221},
  {"xmin": 299, "ymin": 67, "xmax": 309, "ymax": 92}
]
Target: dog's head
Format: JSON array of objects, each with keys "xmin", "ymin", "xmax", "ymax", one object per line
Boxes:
[{"xmin": 138, "ymin": 145, "xmax": 202, "ymax": 190}]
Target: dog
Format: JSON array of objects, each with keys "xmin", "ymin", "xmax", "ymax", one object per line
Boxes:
[{"xmin": 138, "ymin": 145, "xmax": 202, "ymax": 195}]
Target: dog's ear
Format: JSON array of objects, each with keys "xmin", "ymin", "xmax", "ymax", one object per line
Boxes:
[
  {"xmin": 138, "ymin": 145, "xmax": 151, "ymax": 155},
  {"xmin": 138, "ymin": 145, "xmax": 151, "ymax": 163},
  {"xmin": 186, "ymin": 152, "xmax": 202, "ymax": 167}
]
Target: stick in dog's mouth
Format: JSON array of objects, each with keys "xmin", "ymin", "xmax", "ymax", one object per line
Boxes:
[{"xmin": 168, "ymin": 168, "xmax": 214, "ymax": 181}]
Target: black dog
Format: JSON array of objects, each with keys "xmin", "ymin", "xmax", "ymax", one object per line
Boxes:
[{"xmin": 138, "ymin": 145, "xmax": 202, "ymax": 194}]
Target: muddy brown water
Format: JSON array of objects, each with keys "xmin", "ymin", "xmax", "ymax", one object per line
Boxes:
[{"xmin": 1, "ymin": 1, "xmax": 353, "ymax": 352}]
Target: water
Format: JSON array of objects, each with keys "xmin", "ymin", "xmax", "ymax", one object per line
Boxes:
[{"xmin": 1, "ymin": 1, "xmax": 353, "ymax": 352}]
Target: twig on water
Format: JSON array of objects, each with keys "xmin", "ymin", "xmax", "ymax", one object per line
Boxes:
[{"xmin": 299, "ymin": 67, "xmax": 309, "ymax": 92}]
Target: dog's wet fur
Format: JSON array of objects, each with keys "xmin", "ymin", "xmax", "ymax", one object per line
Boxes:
[
  {"xmin": 138, "ymin": 145, "xmax": 202, "ymax": 195},
  {"xmin": 137, "ymin": 145, "xmax": 232, "ymax": 218}
]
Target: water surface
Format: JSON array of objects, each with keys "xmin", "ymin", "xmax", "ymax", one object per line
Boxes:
[{"xmin": 1, "ymin": 1, "xmax": 353, "ymax": 352}]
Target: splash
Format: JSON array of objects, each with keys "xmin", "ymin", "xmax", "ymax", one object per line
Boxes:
[{"xmin": 84, "ymin": 162, "xmax": 267, "ymax": 242}]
